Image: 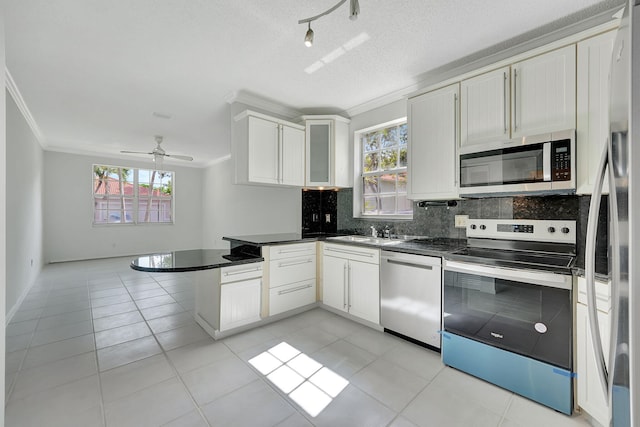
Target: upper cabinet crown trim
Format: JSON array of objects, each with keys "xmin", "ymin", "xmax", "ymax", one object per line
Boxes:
[
  {"xmin": 300, "ymin": 114, "xmax": 351, "ymax": 124},
  {"xmin": 407, "ymin": 19, "xmax": 619, "ymax": 101},
  {"xmin": 234, "ymin": 110, "xmax": 305, "ymax": 130}
]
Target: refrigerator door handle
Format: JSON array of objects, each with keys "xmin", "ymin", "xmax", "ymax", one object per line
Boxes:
[{"xmin": 585, "ymin": 138, "xmax": 610, "ymax": 397}]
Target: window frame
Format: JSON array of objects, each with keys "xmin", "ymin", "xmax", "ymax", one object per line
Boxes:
[
  {"xmin": 352, "ymin": 118, "xmax": 412, "ymax": 220},
  {"xmin": 92, "ymin": 164, "xmax": 175, "ymax": 226}
]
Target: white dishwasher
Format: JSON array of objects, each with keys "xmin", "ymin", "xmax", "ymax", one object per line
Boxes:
[{"xmin": 380, "ymin": 251, "xmax": 442, "ymax": 349}]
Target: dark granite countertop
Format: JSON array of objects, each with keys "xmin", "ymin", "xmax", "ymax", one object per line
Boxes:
[
  {"xmin": 130, "ymin": 249, "xmax": 263, "ymax": 272},
  {"xmin": 223, "ymin": 232, "xmax": 466, "ymax": 258}
]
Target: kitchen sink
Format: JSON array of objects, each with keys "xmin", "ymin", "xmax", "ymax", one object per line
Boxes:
[{"xmin": 328, "ymin": 235, "xmax": 406, "ymax": 246}]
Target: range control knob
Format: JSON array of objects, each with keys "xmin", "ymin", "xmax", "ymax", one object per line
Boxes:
[
  {"xmin": 479, "ymin": 225, "xmax": 487, "ymax": 230},
  {"xmin": 548, "ymin": 226, "xmax": 556, "ymax": 233},
  {"xmin": 561, "ymin": 227, "xmax": 570, "ymax": 234},
  {"xmin": 470, "ymin": 224, "xmax": 477, "ymax": 230}
]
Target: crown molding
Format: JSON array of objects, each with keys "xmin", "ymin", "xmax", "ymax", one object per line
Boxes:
[
  {"xmin": 346, "ymin": 5, "xmax": 621, "ymax": 118},
  {"xmin": 225, "ymin": 90, "xmax": 302, "ymax": 120},
  {"xmin": 5, "ymin": 67, "xmax": 47, "ymax": 149}
]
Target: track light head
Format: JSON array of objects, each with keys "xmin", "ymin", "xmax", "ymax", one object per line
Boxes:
[
  {"xmin": 349, "ymin": 0, "xmax": 359, "ymax": 20},
  {"xmin": 304, "ymin": 23, "xmax": 314, "ymax": 47}
]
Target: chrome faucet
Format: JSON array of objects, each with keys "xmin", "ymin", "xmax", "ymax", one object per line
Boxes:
[
  {"xmin": 370, "ymin": 225, "xmax": 377, "ymax": 237},
  {"xmin": 383, "ymin": 226, "xmax": 391, "ymax": 239}
]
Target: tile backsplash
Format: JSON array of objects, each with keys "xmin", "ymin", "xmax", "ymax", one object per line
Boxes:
[
  {"xmin": 336, "ymin": 188, "xmax": 579, "ymax": 238},
  {"xmin": 302, "ymin": 189, "xmax": 338, "ymax": 235},
  {"xmin": 334, "ymin": 188, "xmax": 608, "ymax": 275}
]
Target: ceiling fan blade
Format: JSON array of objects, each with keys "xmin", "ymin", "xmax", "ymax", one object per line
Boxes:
[
  {"xmin": 120, "ymin": 150, "xmax": 153, "ymax": 155},
  {"xmin": 164, "ymin": 154, "xmax": 193, "ymax": 161}
]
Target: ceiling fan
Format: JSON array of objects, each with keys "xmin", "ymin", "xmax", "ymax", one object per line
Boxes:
[{"xmin": 120, "ymin": 136, "xmax": 193, "ymax": 168}]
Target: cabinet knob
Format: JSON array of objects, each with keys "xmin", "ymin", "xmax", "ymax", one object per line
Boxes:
[
  {"xmin": 479, "ymin": 225, "xmax": 486, "ymax": 230},
  {"xmin": 470, "ymin": 224, "xmax": 477, "ymax": 230},
  {"xmin": 561, "ymin": 227, "xmax": 570, "ymax": 234},
  {"xmin": 548, "ymin": 227, "xmax": 556, "ymax": 233}
]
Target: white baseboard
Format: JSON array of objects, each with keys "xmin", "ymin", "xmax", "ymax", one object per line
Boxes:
[{"xmin": 5, "ymin": 266, "xmax": 42, "ymax": 325}]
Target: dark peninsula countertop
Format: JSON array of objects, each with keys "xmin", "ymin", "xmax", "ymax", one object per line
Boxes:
[
  {"xmin": 130, "ymin": 249, "xmax": 263, "ymax": 272},
  {"xmin": 223, "ymin": 233, "xmax": 339, "ymax": 246}
]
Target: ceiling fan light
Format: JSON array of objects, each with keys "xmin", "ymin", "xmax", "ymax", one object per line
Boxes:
[
  {"xmin": 349, "ymin": 0, "xmax": 359, "ymax": 20},
  {"xmin": 304, "ymin": 23, "xmax": 314, "ymax": 47}
]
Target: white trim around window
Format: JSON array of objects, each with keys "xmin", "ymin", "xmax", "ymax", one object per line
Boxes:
[{"xmin": 352, "ymin": 117, "xmax": 412, "ymax": 219}]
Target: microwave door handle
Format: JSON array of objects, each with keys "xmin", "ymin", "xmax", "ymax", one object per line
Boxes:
[
  {"xmin": 543, "ymin": 142, "xmax": 551, "ymax": 181},
  {"xmin": 585, "ymin": 137, "xmax": 610, "ymax": 398}
]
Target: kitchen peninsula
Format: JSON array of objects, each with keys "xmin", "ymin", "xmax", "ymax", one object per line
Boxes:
[{"xmin": 131, "ymin": 249, "xmax": 264, "ymax": 339}]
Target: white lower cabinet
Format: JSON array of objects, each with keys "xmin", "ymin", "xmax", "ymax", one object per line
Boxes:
[
  {"xmin": 268, "ymin": 242, "xmax": 317, "ymax": 316},
  {"xmin": 322, "ymin": 243, "xmax": 380, "ymax": 324},
  {"xmin": 195, "ymin": 262, "xmax": 263, "ymax": 337},
  {"xmin": 220, "ymin": 277, "xmax": 262, "ymax": 331},
  {"xmin": 576, "ymin": 276, "xmax": 611, "ymax": 427},
  {"xmin": 269, "ymin": 279, "xmax": 316, "ymax": 316}
]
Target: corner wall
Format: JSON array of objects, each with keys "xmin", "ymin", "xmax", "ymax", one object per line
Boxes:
[
  {"xmin": 43, "ymin": 151, "xmax": 203, "ymax": 262},
  {"xmin": 5, "ymin": 90, "xmax": 44, "ymax": 319},
  {"xmin": 201, "ymin": 157, "xmax": 301, "ymax": 248}
]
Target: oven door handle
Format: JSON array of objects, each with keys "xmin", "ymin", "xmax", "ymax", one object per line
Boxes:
[{"xmin": 444, "ymin": 260, "xmax": 572, "ymax": 290}]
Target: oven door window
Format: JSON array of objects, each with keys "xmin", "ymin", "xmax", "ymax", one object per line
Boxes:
[
  {"xmin": 443, "ymin": 270, "xmax": 571, "ymax": 370},
  {"xmin": 460, "ymin": 143, "xmax": 545, "ymax": 187}
]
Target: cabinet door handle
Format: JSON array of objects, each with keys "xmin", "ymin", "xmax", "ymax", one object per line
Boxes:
[
  {"xmin": 347, "ymin": 264, "xmax": 352, "ymax": 309},
  {"xmin": 503, "ymin": 71, "xmax": 508, "ymax": 134},
  {"xmin": 278, "ymin": 125, "xmax": 283, "ymax": 184},
  {"xmin": 343, "ymin": 263, "xmax": 348, "ymax": 308},
  {"xmin": 278, "ymin": 259, "xmax": 313, "ymax": 268},
  {"xmin": 454, "ymin": 92, "xmax": 459, "ymax": 186},
  {"xmin": 513, "ymin": 68, "xmax": 518, "ymax": 132},
  {"xmin": 278, "ymin": 283, "xmax": 313, "ymax": 295},
  {"xmin": 223, "ymin": 266, "xmax": 262, "ymax": 276},
  {"xmin": 278, "ymin": 248, "xmax": 313, "ymax": 255}
]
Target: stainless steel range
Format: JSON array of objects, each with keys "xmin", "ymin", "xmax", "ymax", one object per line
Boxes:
[{"xmin": 442, "ymin": 219, "xmax": 576, "ymax": 415}]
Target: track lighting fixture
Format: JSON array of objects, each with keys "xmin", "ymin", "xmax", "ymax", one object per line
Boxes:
[
  {"xmin": 304, "ymin": 22, "xmax": 314, "ymax": 47},
  {"xmin": 298, "ymin": 0, "xmax": 359, "ymax": 46}
]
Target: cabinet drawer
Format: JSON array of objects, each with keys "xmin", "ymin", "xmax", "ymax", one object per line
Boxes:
[
  {"xmin": 323, "ymin": 243, "xmax": 379, "ymax": 265},
  {"xmin": 269, "ymin": 279, "xmax": 316, "ymax": 316},
  {"xmin": 270, "ymin": 242, "xmax": 316, "ymax": 260},
  {"xmin": 269, "ymin": 255, "xmax": 316, "ymax": 288},
  {"xmin": 220, "ymin": 262, "xmax": 263, "ymax": 284}
]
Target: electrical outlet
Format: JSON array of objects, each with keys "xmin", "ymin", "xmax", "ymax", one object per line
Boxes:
[{"xmin": 455, "ymin": 215, "xmax": 469, "ymax": 228}]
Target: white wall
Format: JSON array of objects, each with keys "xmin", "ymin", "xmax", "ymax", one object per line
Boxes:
[
  {"xmin": 5, "ymin": 90, "xmax": 44, "ymax": 318},
  {"xmin": 201, "ymin": 157, "xmax": 301, "ymax": 248},
  {"xmin": 43, "ymin": 151, "xmax": 203, "ymax": 262}
]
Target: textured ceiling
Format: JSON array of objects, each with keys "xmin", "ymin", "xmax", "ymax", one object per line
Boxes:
[{"xmin": 5, "ymin": 0, "xmax": 625, "ymax": 167}]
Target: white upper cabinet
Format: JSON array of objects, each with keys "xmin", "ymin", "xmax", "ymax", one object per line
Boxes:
[
  {"xmin": 302, "ymin": 115, "xmax": 351, "ymax": 188},
  {"xmin": 511, "ymin": 45, "xmax": 576, "ymax": 137},
  {"xmin": 577, "ymin": 30, "xmax": 616, "ymax": 195},
  {"xmin": 247, "ymin": 116, "xmax": 280, "ymax": 185},
  {"xmin": 280, "ymin": 124, "xmax": 306, "ymax": 186},
  {"xmin": 460, "ymin": 66, "xmax": 511, "ymax": 149},
  {"xmin": 407, "ymin": 83, "xmax": 459, "ymax": 200},
  {"xmin": 233, "ymin": 110, "xmax": 305, "ymax": 187}
]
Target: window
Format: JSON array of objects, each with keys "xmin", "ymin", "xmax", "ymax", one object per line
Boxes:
[
  {"xmin": 93, "ymin": 165, "xmax": 174, "ymax": 225},
  {"xmin": 354, "ymin": 119, "xmax": 412, "ymax": 218}
]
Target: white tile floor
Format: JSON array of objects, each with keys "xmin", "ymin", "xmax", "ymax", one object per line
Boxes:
[{"xmin": 5, "ymin": 257, "xmax": 596, "ymax": 426}]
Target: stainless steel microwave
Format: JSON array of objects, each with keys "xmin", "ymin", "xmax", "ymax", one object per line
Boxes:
[{"xmin": 458, "ymin": 129, "xmax": 575, "ymax": 196}]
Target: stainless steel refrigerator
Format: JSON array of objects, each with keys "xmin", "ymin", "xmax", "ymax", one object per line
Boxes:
[{"xmin": 585, "ymin": 1, "xmax": 639, "ymax": 425}]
